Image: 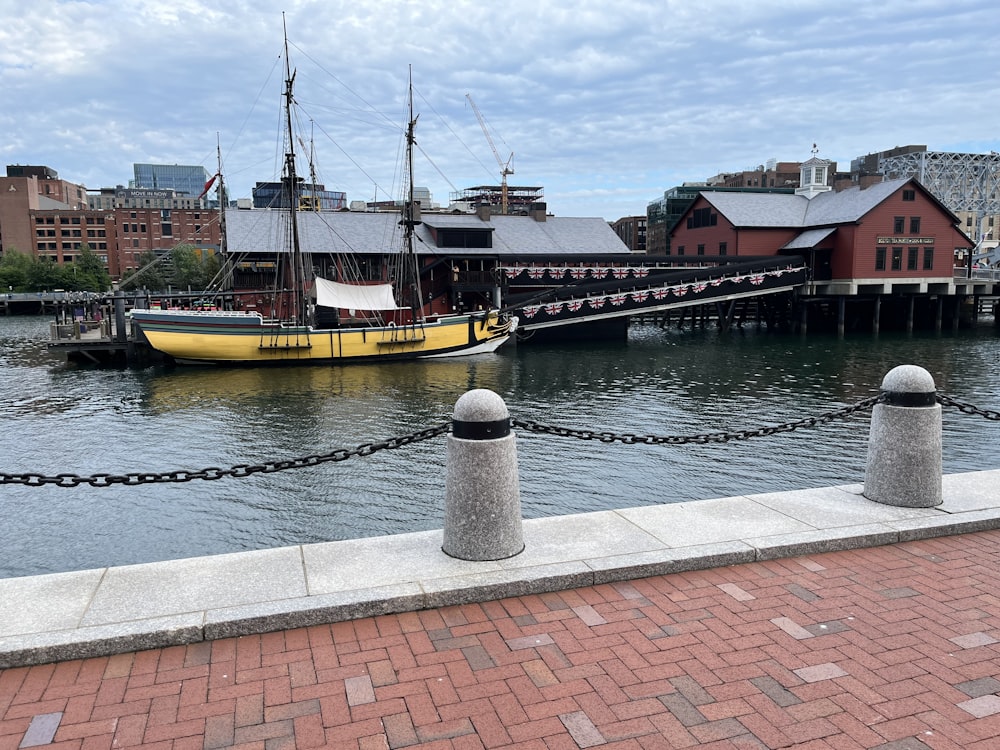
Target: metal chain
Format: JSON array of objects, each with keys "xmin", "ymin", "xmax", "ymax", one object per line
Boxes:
[
  {"xmin": 0, "ymin": 422, "xmax": 451, "ymax": 488},
  {"xmin": 512, "ymin": 395, "xmax": 882, "ymax": 446},
  {"xmin": 3, "ymin": 392, "xmax": 997, "ymax": 489},
  {"xmin": 937, "ymin": 394, "xmax": 1000, "ymax": 421}
]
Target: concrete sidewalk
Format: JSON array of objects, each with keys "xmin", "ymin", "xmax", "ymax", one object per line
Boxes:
[{"xmin": 2, "ymin": 470, "xmax": 999, "ymax": 670}]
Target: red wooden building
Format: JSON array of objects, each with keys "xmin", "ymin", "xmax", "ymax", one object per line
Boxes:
[{"xmin": 668, "ymin": 158, "xmax": 984, "ymax": 331}]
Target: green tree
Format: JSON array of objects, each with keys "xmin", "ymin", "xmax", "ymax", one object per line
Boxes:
[
  {"xmin": 123, "ymin": 251, "xmax": 169, "ymax": 291},
  {"xmin": 26, "ymin": 257, "xmax": 64, "ymax": 291},
  {"xmin": 67, "ymin": 245, "xmax": 112, "ymax": 292},
  {"xmin": 0, "ymin": 249, "xmax": 33, "ymax": 292}
]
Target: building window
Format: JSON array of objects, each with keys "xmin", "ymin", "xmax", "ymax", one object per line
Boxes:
[
  {"xmin": 902, "ymin": 189, "xmax": 915, "ymax": 201},
  {"xmin": 893, "ymin": 217, "xmax": 904, "ymax": 233},
  {"xmin": 909, "ymin": 217, "xmax": 920, "ymax": 234},
  {"xmin": 876, "ymin": 247, "xmax": 886, "ymax": 271},
  {"xmin": 891, "ymin": 247, "xmax": 902, "ymax": 270},
  {"xmin": 907, "ymin": 247, "xmax": 918, "ymax": 270},
  {"xmin": 719, "ymin": 241, "xmax": 727, "ymax": 256},
  {"xmin": 697, "ymin": 244, "xmax": 705, "ymax": 256},
  {"xmin": 677, "ymin": 245, "xmax": 685, "ymax": 256},
  {"xmin": 923, "ymin": 247, "xmax": 934, "ymax": 270}
]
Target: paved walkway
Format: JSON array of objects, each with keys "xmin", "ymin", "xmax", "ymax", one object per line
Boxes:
[
  {"xmin": 2, "ymin": 470, "xmax": 1000, "ymax": 748},
  {"xmin": 4, "ymin": 529, "xmax": 1000, "ymax": 749}
]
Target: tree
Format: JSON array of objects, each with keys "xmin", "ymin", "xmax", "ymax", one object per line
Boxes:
[
  {"xmin": 0, "ymin": 249, "xmax": 33, "ymax": 292},
  {"xmin": 67, "ymin": 245, "xmax": 112, "ymax": 292},
  {"xmin": 122, "ymin": 251, "xmax": 168, "ymax": 291}
]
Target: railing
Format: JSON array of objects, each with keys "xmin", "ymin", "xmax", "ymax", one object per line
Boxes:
[
  {"xmin": 50, "ymin": 319, "xmax": 112, "ymax": 342},
  {"xmin": 953, "ymin": 266, "xmax": 1000, "ymax": 282}
]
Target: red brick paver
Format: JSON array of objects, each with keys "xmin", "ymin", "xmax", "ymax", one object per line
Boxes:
[{"xmin": 4, "ymin": 530, "xmax": 1000, "ymax": 749}]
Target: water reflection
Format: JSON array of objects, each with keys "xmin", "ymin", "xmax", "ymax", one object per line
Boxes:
[{"xmin": 0, "ymin": 315, "xmax": 997, "ymax": 578}]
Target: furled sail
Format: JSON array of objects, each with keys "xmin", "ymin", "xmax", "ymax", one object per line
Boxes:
[{"xmin": 314, "ymin": 277, "xmax": 406, "ymax": 311}]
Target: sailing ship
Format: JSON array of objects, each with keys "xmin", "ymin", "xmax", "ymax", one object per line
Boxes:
[{"xmin": 131, "ymin": 31, "xmax": 515, "ymax": 365}]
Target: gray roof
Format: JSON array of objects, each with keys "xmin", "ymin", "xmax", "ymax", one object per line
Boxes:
[
  {"xmin": 782, "ymin": 227, "xmax": 837, "ymax": 250},
  {"xmin": 224, "ymin": 209, "xmax": 629, "ymax": 256},
  {"xmin": 700, "ymin": 177, "xmax": 911, "ymax": 229}
]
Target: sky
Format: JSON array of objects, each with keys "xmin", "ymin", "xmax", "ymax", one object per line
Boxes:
[{"xmin": 2, "ymin": 0, "xmax": 999, "ymax": 222}]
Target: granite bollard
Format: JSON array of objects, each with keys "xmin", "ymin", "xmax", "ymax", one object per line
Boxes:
[
  {"xmin": 864, "ymin": 364, "xmax": 942, "ymax": 507},
  {"xmin": 442, "ymin": 389, "xmax": 524, "ymax": 561}
]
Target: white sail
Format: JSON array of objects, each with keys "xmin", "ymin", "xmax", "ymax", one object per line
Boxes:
[{"xmin": 314, "ymin": 277, "xmax": 406, "ymax": 311}]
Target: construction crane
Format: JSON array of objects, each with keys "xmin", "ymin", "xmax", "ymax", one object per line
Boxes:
[{"xmin": 466, "ymin": 93, "xmax": 514, "ymax": 214}]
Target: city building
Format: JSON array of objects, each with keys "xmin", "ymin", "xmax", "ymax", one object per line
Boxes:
[
  {"xmin": 1, "ymin": 165, "xmax": 89, "ymax": 258},
  {"xmin": 132, "ymin": 163, "xmax": 211, "ymax": 199},
  {"xmin": 611, "ymin": 215, "xmax": 647, "ymax": 253},
  {"xmin": 251, "ymin": 180, "xmax": 347, "ymax": 211}
]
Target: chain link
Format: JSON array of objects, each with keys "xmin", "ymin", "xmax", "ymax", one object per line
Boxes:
[
  {"xmin": 513, "ymin": 395, "xmax": 883, "ymax": 446},
  {"xmin": 0, "ymin": 422, "xmax": 451, "ymax": 488},
  {"xmin": 937, "ymin": 394, "xmax": 1000, "ymax": 421},
  {"xmin": 3, "ymin": 392, "xmax": 997, "ymax": 489}
]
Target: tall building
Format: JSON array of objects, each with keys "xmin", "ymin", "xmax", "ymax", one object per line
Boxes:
[
  {"xmin": 132, "ymin": 163, "xmax": 211, "ymax": 199},
  {"xmin": 251, "ymin": 180, "xmax": 347, "ymax": 211},
  {"xmin": 0, "ymin": 165, "xmax": 89, "ymax": 257}
]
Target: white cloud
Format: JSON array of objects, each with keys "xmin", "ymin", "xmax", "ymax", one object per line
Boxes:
[{"xmin": 1, "ymin": 0, "xmax": 998, "ymax": 220}]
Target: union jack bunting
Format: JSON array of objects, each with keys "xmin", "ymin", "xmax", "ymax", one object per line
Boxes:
[
  {"xmin": 609, "ymin": 293, "xmax": 628, "ymax": 306},
  {"xmin": 630, "ymin": 290, "xmax": 649, "ymax": 303},
  {"xmin": 504, "ymin": 267, "xmax": 521, "ymax": 279},
  {"xmin": 710, "ymin": 277, "xmax": 724, "ymax": 286},
  {"xmin": 612, "ymin": 268, "xmax": 630, "ymax": 279},
  {"xmin": 750, "ymin": 274, "xmax": 765, "ymax": 285},
  {"xmin": 730, "ymin": 275, "xmax": 744, "ymax": 284},
  {"xmin": 673, "ymin": 285, "xmax": 688, "ymax": 297},
  {"xmin": 527, "ymin": 268, "xmax": 546, "ymax": 279},
  {"xmin": 569, "ymin": 268, "xmax": 588, "ymax": 280},
  {"xmin": 692, "ymin": 282, "xmax": 707, "ymax": 293},
  {"xmin": 548, "ymin": 268, "xmax": 569, "ymax": 278},
  {"xmin": 521, "ymin": 305, "xmax": 540, "ymax": 318},
  {"xmin": 545, "ymin": 302, "xmax": 564, "ymax": 315},
  {"xmin": 633, "ymin": 267, "xmax": 649, "ymax": 278},
  {"xmin": 587, "ymin": 297, "xmax": 606, "ymax": 309},
  {"xmin": 651, "ymin": 288, "xmax": 670, "ymax": 300},
  {"xmin": 566, "ymin": 299, "xmax": 584, "ymax": 312}
]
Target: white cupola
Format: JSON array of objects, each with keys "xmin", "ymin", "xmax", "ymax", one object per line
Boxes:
[{"xmin": 795, "ymin": 144, "xmax": 832, "ymax": 199}]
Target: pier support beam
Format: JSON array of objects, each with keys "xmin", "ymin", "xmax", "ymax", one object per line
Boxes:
[
  {"xmin": 837, "ymin": 297, "xmax": 845, "ymax": 338},
  {"xmin": 872, "ymin": 295, "xmax": 881, "ymax": 334}
]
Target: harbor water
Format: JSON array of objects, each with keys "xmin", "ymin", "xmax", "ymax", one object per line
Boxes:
[{"xmin": 1, "ymin": 314, "xmax": 998, "ymax": 579}]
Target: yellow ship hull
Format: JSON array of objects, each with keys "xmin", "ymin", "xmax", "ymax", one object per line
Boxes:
[{"xmin": 130, "ymin": 310, "xmax": 515, "ymax": 364}]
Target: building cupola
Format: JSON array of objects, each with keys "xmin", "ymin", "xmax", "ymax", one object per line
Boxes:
[{"xmin": 795, "ymin": 144, "xmax": 833, "ymax": 199}]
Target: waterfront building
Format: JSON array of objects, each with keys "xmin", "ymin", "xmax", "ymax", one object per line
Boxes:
[
  {"xmin": 87, "ymin": 187, "xmax": 213, "ymax": 211},
  {"xmin": 851, "ymin": 145, "xmax": 1000, "ymax": 246},
  {"xmin": 251, "ymin": 180, "xmax": 347, "ymax": 211},
  {"xmin": 668, "ymin": 158, "xmax": 972, "ymax": 296}
]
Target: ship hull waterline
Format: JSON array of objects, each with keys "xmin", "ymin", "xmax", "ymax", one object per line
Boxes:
[{"xmin": 130, "ymin": 310, "xmax": 516, "ymax": 365}]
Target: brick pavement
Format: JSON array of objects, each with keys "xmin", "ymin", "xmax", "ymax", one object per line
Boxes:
[{"xmin": 3, "ymin": 530, "xmax": 1000, "ymax": 749}]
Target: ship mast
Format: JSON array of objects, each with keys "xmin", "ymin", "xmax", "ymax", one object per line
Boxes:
[
  {"xmin": 282, "ymin": 14, "xmax": 310, "ymax": 325},
  {"xmin": 402, "ymin": 66, "xmax": 424, "ymax": 318}
]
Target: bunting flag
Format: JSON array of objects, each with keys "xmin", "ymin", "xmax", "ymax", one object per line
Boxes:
[
  {"xmin": 569, "ymin": 267, "xmax": 588, "ymax": 280},
  {"xmin": 521, "ymin": 305, "xmax": 540, "ymax": 318},
  {"xmin": 710, "ymin": 277, "xmax": 724, "ymax": 286},
  {"xmin": 612, "ymin": 268, "xmax": 630, "ymax": 279},
  {"xmin": 633, "ymin": 267, "xmax": 649, "ymax": 278},
  {"xmin": 651, "ymin": 288, "xmax": 670, "ymax": 300},
  {"xmin": 566, "ymin": 299, "xmax": 584, "ymax": 312},
  {"xmin": 692, "ymin": 282, "xmax": 707, "ymax": 293},
  {"xmin": 750, "ymin": 274, "xmax": 765, "ymax": 285},
  {"xmin": 504, "ymin": 268, "xmax": 520, "ymax": 279},
  {"xmin": 545, "ymin": 302, "xmax": 564, "ymax": 315},
  {"xmin": 609, "ymin": 293, "xmax": 627, "ymax": 306},
  {"xmin": 197, "ymin": 173, "xmax": 220, "ymax": 200},
  {"xmin": 730, "ymin": 275, "xmax": 744, "ymax": 284},
  {"xmin": 527, "ymin": 268, "xmax": 546, "ymax": 279},
  {"xmin": 673, "ymin": 285, "xmax": 688, "ymax": 297},
  {"xmin": 631, "ymin": 290, "xmax": 649, "ymax": 303},
  {"xmin": 587, "ymin": 297, "xmax": 607, "ymax": 309}
]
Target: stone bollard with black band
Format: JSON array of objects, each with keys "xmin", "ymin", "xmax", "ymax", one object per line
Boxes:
[
  {"xmin": 442, "ymin": 389, "xmax": 525, "ymax": 561},
  {"xmin": 863, "ymin": 364, "xmax": 942, "ymax": 508}
]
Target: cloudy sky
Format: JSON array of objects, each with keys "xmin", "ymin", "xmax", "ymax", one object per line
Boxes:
[{"xmin": 2, "ymin": 0, "xmax": 998, "ymax": 220}]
